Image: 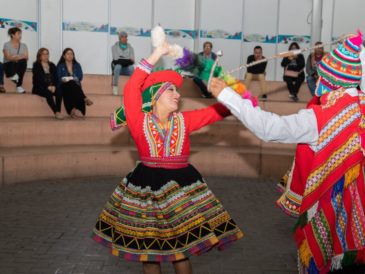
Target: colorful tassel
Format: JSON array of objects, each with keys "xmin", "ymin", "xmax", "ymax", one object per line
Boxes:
[
  {"xmin": 331, "ymin": 176, "xmax": 344, "ymax": 199},
  {"xmin": 298, "ymin": 239, "xmax": 312, "ymax": 267},
  {"xmin": 330, "ymin": 254, "xmax": 344, "ymax": 271},
  {"xmin": 308, "ymin": 258, "xmax": 319, "ymax": 274},
  {"xmin": 344, "ymin": 164, "xmax": 360, "ymax": 188}
]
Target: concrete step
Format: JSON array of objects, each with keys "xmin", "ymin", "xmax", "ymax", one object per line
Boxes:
[
  {"xmin": 0, "ymin": 117, "xmax": 261, "ymax": 148},
  {"xmin": 248, "ymin": 80, "xmax": 312, "ymax": 102},
  {"xmin": 0, "ymin": 144, "xmax": 294, "ymax": 184},
  {"xmin": 3, "ymin": 72, "xmax": 204, "ymax": 98},
  {"xmin": 0, "ymin": 117, "xmax": 130, "ymax": 147},
  {"xmin": 0, "ymin": 92, "xmax": 305, "ymax": 118},
  {"xmin": 4, "ymin": 71, "xmax": 314, "ymax": 102},
  {"xmin": 0, "ymin": 93, "xmax": 122, "ymax": 118}
]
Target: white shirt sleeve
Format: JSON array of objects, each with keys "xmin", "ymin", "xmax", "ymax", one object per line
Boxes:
[{"xmin": 217, "ymin": 87, "xmax": 319, "ymax": 145}]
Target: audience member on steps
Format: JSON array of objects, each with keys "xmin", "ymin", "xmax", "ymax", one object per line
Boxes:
[
  {"xmin": 2, "ymin": 27, "xmax": 28, "ymax": 94},
  {"xmin": 32, "ymin": 48, "xmax": 64, "ymax": 120},
  {"xmin": 111, "ymin": 31, "xmax": 135, "ymax": 96},
  {"xmin": 57, "ymin": 48, "xmax": 93, "ymax": 118},
  {"xmin": 0, "ymin": 62, "xmax": 5, "ymax": 93},
  {"xmin": 281, "ymin": 42, "xmax": 305, "ymax": 102}
]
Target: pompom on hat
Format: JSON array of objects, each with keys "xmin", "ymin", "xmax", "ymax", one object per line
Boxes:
[
  {"xmin": 110, "ymin": 69, "xmax": 183, "ymax": 130},
  {"xmin": 316, "ymin": 30, "xmax": 363, "ymax": 96}
]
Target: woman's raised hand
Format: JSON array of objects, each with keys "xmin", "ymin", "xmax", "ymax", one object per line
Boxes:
[{"xmin": 147, "ymin": 41, "xmax": 170, "ymax": 65}]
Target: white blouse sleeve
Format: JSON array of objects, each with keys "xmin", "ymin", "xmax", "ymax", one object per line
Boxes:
[{"xmin": 217, "ymin": 87, "xmax": 319, "ymax": 145}]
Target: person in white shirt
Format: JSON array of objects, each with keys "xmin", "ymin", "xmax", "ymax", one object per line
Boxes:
[{"xmin": 209, "ymin": 32, "xmax": 365, "ymax": 274}]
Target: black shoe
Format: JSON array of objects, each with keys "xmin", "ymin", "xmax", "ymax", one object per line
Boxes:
[
  {"xmin": 201, "ymin": 93, "xmax": 213, "ymax": 98},
  {"xmin": 259, "ymin": 94, "xmax": 267, "ymax": 100},
  {"xmin": 292, "ymin": 96, "xmax": 299, "ymax": 102}
]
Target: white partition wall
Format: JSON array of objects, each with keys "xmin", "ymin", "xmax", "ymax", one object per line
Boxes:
[
  {"xmin": 0, "ymin": 0, "xmax": 38, "ymax": 68},
  {"xmin": 332, "ymin": 0, "xmax": 365, "ymax": 40},
  {"xmin": 110, "ymin": 0, "xmax": 152, "ymax": 74},
  {"xmin": 275, "ymin": 0, "xmax": 312, "ymax": 80},
  {"xmin": 40, "ymin": 0, "xmax": 62, "ymax": 64},
  {"xmin": 62, "ymin": 0, "xmax": 109, "ymax": 74},
  {"xmin": 154, "ymin": 0, "xmax": 195, "ymax": 69},
  {"xmin": 242, "ymin": 0, "xmax": 279, "ymax": 81},
  {"xmin": 200, "ymin": 0, "xmax": 243, "ymax": 79}
]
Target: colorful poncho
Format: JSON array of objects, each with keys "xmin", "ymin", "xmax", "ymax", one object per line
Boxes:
[{"xmin": 278, "ymin": 89, "xmax": 365, "ymax": 273}]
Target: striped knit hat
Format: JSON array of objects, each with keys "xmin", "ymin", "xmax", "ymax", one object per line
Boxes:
[{"xmin": 316, "ymin": 31, "xmax": 363, "ymax": 96}]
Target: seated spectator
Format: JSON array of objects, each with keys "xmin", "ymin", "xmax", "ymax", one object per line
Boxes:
[
  {"xmin": 193, "ymin": 41, "xmax": 217, "ymax": 98},
  {"xmin": 281, "ymin": 42, "xmax": 305, "ymax": 102},
  {"xmin": 0, "ymin": 62, "xmax": 5, "ymax": 93},
  {"xmin": 2, "ymin": 27, "xmax": 28, "ymax": 93},
  {"xmin": 57, "ymin": 48, "xmax": 93, "ymax": 118},
  {"xmin": 32, "ymin": 48, "xmax": 63, "ymax": 120},
  {"xmin": 111, "ymin": 31, "xmax": 135, "ymax": 95},
  {"xmin": 306, "ymin": 41, "xmax": 325, "ymax": 96},
  {"xmin": 244, "ymin": 45, "xmax": 267, "ymax": 100}
]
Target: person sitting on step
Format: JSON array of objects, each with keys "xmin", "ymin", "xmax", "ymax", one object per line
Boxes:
[
  {"xmin": 32, "ymin": 48, "xmax": 64, "ymax": 120},
  {"xmin": 111, "ymin": 31, "xmax": 135, "ymax": 96},
  {"xmin": 2, "ymin": 27, "xmax": 28, "ymax": 94},
  {"xmin": 0, "ymin": 62, "xmax": 5, "ymax": 93},
  {"xmin": 57, "ymin": 48, "xmax": 93, "ymax": 118},
  {"xmin": 244, "ymin": 45, "xmax": 268, "ymax": 100}
]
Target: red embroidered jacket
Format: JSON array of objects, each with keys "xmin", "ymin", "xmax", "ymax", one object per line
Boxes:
[{"xmin": 124, "ymin": 66, "xmax": 230, "ymax": 168}]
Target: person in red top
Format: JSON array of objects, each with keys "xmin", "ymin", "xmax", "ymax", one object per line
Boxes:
[{"xmin": 93, "ymin": 43, "xmax": 243, "ymax": 274}]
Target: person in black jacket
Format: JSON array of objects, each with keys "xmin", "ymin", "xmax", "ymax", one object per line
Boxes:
[
  {"xmin": 244, "ymin": 45, "xmax": 267, "ymax": 100},
  {"xmin": 281, "ymin": 42, "xmax": 305, "ymax": 102},
  {"xmin": 32, "ymin": 48, "xmax": 63, "ymax": 119}
]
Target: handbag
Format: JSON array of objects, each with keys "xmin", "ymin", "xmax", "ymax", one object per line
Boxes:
[
  {"xmin": 284, "ymin": 67, "xmax": 303, "ymax": 78},
  {"xmin": 113, "ymin": 58, "xmax": 134, "ymax": 67}
]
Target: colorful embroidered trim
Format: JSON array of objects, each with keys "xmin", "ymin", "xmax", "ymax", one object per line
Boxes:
[{"xmin": 304, "ymin": 133, "xmax": 360, "ymax": 197}]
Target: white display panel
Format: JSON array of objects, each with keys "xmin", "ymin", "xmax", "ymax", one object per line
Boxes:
[
  {"xmin": 109, "ymin": 0, "xmax": 152, "ymax": 73},
  {"xmin": 242, "ymin": 0, "xmax": 279, "ymax": 80},
  {"xmin": 62, "ymin": 0, "xmax": 109, "ymax": 74},
  {"xmin": 40, "ymin": 0, "xmax": 62, "ymax": 64},
  {"xmin": 154, "ymin": 0, "xmax": 195, "ymax": 29},
  {"xmin": 278, "ymin": 0, "xmax": 312, "ymax": 36},
  {"xmin": 243, "ymin": 0, "xmax": 279, "ymax": 36},
  {"xmin": 200, "ymin": 0, "xmax": 243, "ymax": 34},
  {"xmin": 62, "ymin": 0, "xmax": 108, "ymax": 23},
  {"xmin": 332, "ymin": 0, "xmax": 365, "ymax": 38},
  {"xmin": 200, "ymin": 0, "xmax": 243, "ymax": 78}
]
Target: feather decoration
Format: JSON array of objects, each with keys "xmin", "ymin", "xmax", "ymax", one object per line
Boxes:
[
  {"xmin": 173, "ymin": 47, "xmax": 257, "ymax": 107},
  {"xmin": 151, "ymin": 25, "xmax": 165, "ymax": 48}
]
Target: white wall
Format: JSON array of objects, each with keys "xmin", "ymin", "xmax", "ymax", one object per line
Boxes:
[
  {"xmin": 40, "ymin": 0, "xmax": 62, "ymax": 64},
  {"xmin": 242, "ymin": 0, "xmax": 279, "ymax": 81},
  {"xmin": 1, "ymin": 0, "xmax": 365, "ymax": 79}
]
